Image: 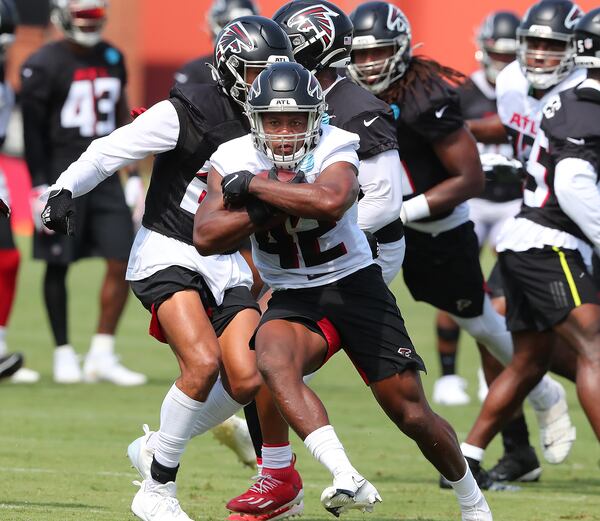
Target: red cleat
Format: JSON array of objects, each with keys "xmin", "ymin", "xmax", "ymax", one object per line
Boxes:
[
  {"xmin": 226, "ymin": 460, "xmax": 303, "ymax": 516},
  {"xmin": 226, "ymin": 501, "xmax": 304, "ymax": 521}
]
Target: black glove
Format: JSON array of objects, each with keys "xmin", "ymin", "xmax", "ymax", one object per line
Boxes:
[
  {"xmin": 41, "ymin": 188, "xmax": 76, "ymax": 236},
  {"xmin": 363, "ymin": 230, "xmax": 379, "ymax": 259},
  {"xmin": 222, "ymin": 170, "xmax": 254, "ymax": 207},
  {"xmin": 246, "ymin": 196, "xmax": 280, "ymax": 227}
]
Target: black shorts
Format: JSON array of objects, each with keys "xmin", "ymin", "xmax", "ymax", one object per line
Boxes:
[
  {"xmin": 592, "ymin": 253, "xmax": 600, "ymax": 293},
  {"xmin": 500, "ymin": 246, "xmax": 600, "ymax": 332},
  {"xmin": 402, "ymin": 221, "xmax": 485, "ymax": 318},
  {"xmin": 252, "ymin": 264, "xmax": 425, "ymax": 385},
  {"xmin": 487, "ymin": 261, "xmax": 505, "ymax": 299},
  {"xmin": 130, "ymin": 265, "xmax": 259, "ymax": 342},
  {"xmin": 0, "ymin": 216, "xmax": 14, "ymax": 249},
  {"xmin": 33, "ymin": 176, "xmax": 133, "ymax": 264}
]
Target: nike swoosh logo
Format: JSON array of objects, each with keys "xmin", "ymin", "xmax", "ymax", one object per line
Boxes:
[
  {"xmin": 566, "ymin": 137, "xmax": 585, "ymax": 145},
  {"xmin": 363, "ymin": 116, "xmax": 379, "ymax": 127},
  {"xmin": 223, "ymin": 174, "xmax": 239, "ymax": 190},
  {"xmin": 435, "ymin": 105, "xmax": 449, "ymax": 118}
]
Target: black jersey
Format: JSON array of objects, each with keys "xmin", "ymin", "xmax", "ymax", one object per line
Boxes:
[
  {"xmin": 392, "ymin": 74, "xmax": 464, "ymax": 221},
  {"xmin": 21, "ymin": 40, "xmax": 127, "ymax": 185},
  {"xmin": 458, "ymin": 74, "xmax": 522, "ymax": 203},
  {"xmin": 142, "ymin": 83, "xmax": 249, "ymax": 245},
  {"xmin": 518, "ymin": 81, "xmax": 600, "ymax": 242},
  {"xmin": 324, "ymin": 78, "xmax": 398, "ymax": 160},
  {"xmin": 174, "ymin": 54, "xmax": 215, "ymax": 86}
]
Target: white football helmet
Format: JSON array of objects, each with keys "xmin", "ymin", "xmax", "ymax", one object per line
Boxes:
[{"xmin": 51, "ymin": 0, "xmax": 108, "ymax": 47}]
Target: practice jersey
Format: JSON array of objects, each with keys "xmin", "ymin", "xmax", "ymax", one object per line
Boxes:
[
  {"xmin": 210, "ymin": 126, "xmax": 373, "ymax": 290},
  {"xmin": 458, "ymin": 69, "xmax": 520, "ymax": 202},
  {"xmin": 21, "ymin": 40, "xmax": 127, "ymax": 183},
  {"xmin": 496, "ymin": 60, "xmax": 585, "ymax": 164},
  {"xmin": 143, "ymin": 83, "xmax": 249, "ymax": 245},
  {"xmin": 391, "ymin": 72, "xmax": 469, "ymax": 232},
  {"xmin": 517, "ymin": 80, "xmax": 600, "ymax": 244},
  {"xmin": 173, "ymin": 54, "xmax": 215, "ymax": 86}
]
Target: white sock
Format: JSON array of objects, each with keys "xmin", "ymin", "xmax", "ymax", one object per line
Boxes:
[
  {"xmin": 189, "ymin": 376, "xmax": 244, "ymax": 438},
  {"xmin": 304, "ymin": 425, "xmax": 358, "ymax": 478},
  {"xmin": 460, "ymin": 443, "xmax": 484, "ymax": 463},
  {"xmin": 262, "ymin": 443, "xmax": 293, "ymax": 469},
  {"xmin": 0, "ymin": 326, "xmax": 6, "ymax": 356},
  {"xmin": 87, "ymin": 334, "xmax": 115, "ymax": 358},
  {"xmin": 303, "ymin": 371, "xmax": 316, "ymax": 384},
  {"xmin": 452, "ymin": 296, "xmax": 513, "ymax": 366},
  {"xmin": 527, "ymin": 375, "xmax": 561, "ymax": 411},
  {"xmin": 155, "ymin": 383, "xmax": 204, "ymax": 469},
  {"xmin": 447, "ymin": 462, "xmax": 483, "ymax": 507}
]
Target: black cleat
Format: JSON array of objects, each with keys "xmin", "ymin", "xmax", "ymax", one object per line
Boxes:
[
  {"xmin": 488, "ymin": 446, "xmax": 542, "ymax": 483},
  {"xmin": 0, "ymin": 352, "xmax": 23, "ymax": 379},
  {"xmin": 439, "ymin": 457, "xmax": 521, "ymax": 491}
]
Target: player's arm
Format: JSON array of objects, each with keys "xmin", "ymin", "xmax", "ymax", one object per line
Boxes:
[
  {"xmin": 467, "ymin": 114, "xmax": 509, "ymax": 144},
  {"xmin": 248, "ymin": 162, "xmax": 359, "ymax": 221},
  {"xmin": 194, "ymin": 168, "xmax": 284, "ymax": 255}
]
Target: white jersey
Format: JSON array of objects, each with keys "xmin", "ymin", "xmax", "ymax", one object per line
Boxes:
[
  {"xmin": 210, "ymin": 125, "xmax": 374, "ymax": 290},
  {"xmin": 496, "ymin": 60, "xmax": 585, "ymax": 163},
  {"xmin": 0, "ymin": 80, "xmax": 14, "ymax": 204}
]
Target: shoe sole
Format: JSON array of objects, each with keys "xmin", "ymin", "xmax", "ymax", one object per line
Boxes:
[
  {"xmin": 321, "ymin": 488, "xmax": 380, "ymax": 517},
  {"xmin": 227, "ymin": 500, "xmax": 304, "ymax": 521},
  {"xmin": 492, "ymin": 467, "xmax": 542, "ymax": 483}
]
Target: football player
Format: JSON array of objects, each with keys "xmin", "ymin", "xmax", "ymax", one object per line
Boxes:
[
  {"xmin": 462, "ymin": 7, "xmax": 600, "ymax": 476},
  {"xmin": 0, "ymin": 0, "xmax": 39, "ymax": 383},
  {"xmin": 41, "ymin": 16, "xmax": 294, "ymax": 520},
  {"xmin": 21, "ymin": 0, "xmax": 145, "ymax": 385},
  {"xmin": 196, "ymin": 60, "xmax": 493, "ymax": 521},
  {"xmin": 223, "ymin": 3, "xmax": 404, "ymax": 518},
  {"xmin": 174, "ymin": 0, "xmax": 259, "ymax": 86},
  {"xmin": 347, "ymin": 1, "xmax": 574, "ymax": 487}
]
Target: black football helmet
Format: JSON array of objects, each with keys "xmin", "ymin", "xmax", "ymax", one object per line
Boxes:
[
  {"xmin": 247, "ymin": 62, "xmax": 326, "ymax": 170},
  {"xmin": 476, "ymin": 11, "xmax": 520, "ymax": 84},
  {"xmin": 0, "ymin": 0, "xmax": 18, "ymax": 60},
  {"xmin": 212, "ymin": 16, "xmax": 295, "ymax": 107},
  {"xmin": 207, "ymin": 0, "xmax": 259, "ymax": 41},
  {"xmin": 574, "ymin": 8, "xmax": 600, "ymax": 68},
  {"xmin": 51, "ymin": 0, "xmax": 108, "ymax": 47},
  {"xmin": 517, "ymin": 0, "xmax": 583, "ymax": 89},
  {"xmin": 347, "ymin": 1, "xmax": 411, "ymax": 94},
  {"xmin": 273, "ymin": 0, "xmax": 354, "ymax": 73}
]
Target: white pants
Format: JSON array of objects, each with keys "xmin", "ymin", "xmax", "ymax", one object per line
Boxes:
[
  {"xmin": 376, "ymin": 237, "xmax": 406, "ymax": 285},
  {"xmin": 468, "ymin": 198, "xmax": 521, "ymax": 249}
]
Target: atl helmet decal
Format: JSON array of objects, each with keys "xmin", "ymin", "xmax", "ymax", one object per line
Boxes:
[
  {"xmin": 287, "ymin": 4, "xmax": 339, "ymax": 53},
  {"xmin": 215, "ymin": 21, "xmax": 255, "ymax": 64},
  {"xmin": 307, "ymin": 73, "xmax": 323, "ymax": 99},
  {"xmin": 564, "ymin": 4, "xmax": 583, "ymax": 29},
  {"xmin": 248, "ymin": 76, "xmax": 262, "ymax": 100},
  {"xmin": 386, "ymin": 4, "xmax": 407, "ymax": 33}
]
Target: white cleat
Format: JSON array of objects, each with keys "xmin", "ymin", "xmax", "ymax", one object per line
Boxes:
[
  {"xmin": 131, "ymin": 479, "xmax": 194, "ymax": 521},
  {"xmin": 11, "ymin": 367, "xmax": 40, "ymax": 384},
  {"xmin": 128, "ymin": 424, "xmax": 156, "ymax": 480},
  {"xmin": 534, "ymin": 383, "xmax": 576, "ymax": 464},
  {"xmin": 433, "ymin": 375, "xmax": 471, "ymax": 406},
  {"xmin": 320, "ymin": 474, "xmax": 382, "ymax": 517},
  {"xmin": 212, "ymin": 415, "xmax": 257, "ymax": 469},
  {"xmin": 460, "ymin": 494, "xmax": 493, "ymax": 521},
  {"xmin": 83, "ymin": 353, "xmax": 147, "ymax": 386},
  {"xmin": 53, "ymin": 345, "xmax": 82, "ymax": 384}
]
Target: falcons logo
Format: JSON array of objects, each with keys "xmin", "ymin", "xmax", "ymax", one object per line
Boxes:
[
  {"xmin": 387, "ymin": 5, "xmax": 407, "ymax": 33},
  {"xmin": 287, "ymin": 4, "xmax": 338, "ymax": 53},
  {"xmin": 215, "ymin": 21, "xmax": 255, "ymax": 64},
  {"xmin": 564, "ymin": 4, "xmax": 583, "ymax": 29}
]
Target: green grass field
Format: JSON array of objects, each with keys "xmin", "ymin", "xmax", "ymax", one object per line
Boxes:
[{"xmin": 1, "ymin": 236, "xmax": 598, "ymax": 521}]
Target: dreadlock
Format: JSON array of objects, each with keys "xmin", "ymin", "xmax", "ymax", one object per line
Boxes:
[{"xmin": 380, "ymin": 55, "xmax": 466, "ymax": 106}]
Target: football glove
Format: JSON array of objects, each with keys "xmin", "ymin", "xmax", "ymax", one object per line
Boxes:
[
  {"xmin": 41, "ymin": 188, "xmax": 76, "ymax": 236},
  {"xmin": 222, "ymin": 170, "xmax": 254, "ymax": 207},
  {"xmin": 363, "ymin": 230, "xmax": 380, "ymax": 259},
  {"xmin": 245, "ymin": 196, "xmax": 280, "ymax": 227}
]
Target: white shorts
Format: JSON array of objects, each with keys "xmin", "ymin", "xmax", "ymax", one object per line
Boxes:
[
  {"xmin": 376, "ymin": 237, "xmax": 406, "ymax": 285},
  {"xmin": 468, "ymin": 198, "xmax": 521, "ymax": 249}
]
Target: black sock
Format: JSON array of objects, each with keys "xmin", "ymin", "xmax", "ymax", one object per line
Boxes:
[
  {"xmin": 44, "ymin": 264, "xmax": 68, "ymax": 346},
  {"xmin": 501, "ymin": 414, "xmax": 531, "ymax": 453},
  {"xmin": 244, "ymin": 401, "xmax": 263, "ymax": 459},
  {"xmin": 150, "ymin": 457, "xmax": 179, "ymax": 484},
  {"xmin": 440, "ymin": 353, "xmax": 457, "ymax": 376}
]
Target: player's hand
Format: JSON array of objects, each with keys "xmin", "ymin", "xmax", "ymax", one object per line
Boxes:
[
  {"xmin": 222, "ymin": 170, "xmax": 254, "ymax": 207},
  {"xmin": 125, "ymin": 175, "xmax": 145, "ymax": 231},
  {"xmin": 0, "ymin": 197, "xmax": 10, "ymax": 218},
  {"xmin": 41, "ymin": 188, "xmax": 76, "ymax": 236},
  {"xmin": 363, "ymin": 230, "xmax": 380, "ymax": 259},
  {"xmin": 30, "ymin": 184, "xmax": 55, "ymax": 234}
]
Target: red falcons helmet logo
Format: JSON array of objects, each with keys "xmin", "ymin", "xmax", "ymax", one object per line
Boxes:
[
  {"xmin": 215, "ymin": 21, "xmax": 255, "ymax": 64},
  {"xmin": 387, "ymin": 5, "xmax": 408, "ymax": 33},
  {"xmin": 287, "ymin": 4, "xmax": 339, "ymax": 53}
]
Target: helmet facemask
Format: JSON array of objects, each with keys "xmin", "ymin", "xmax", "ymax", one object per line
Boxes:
[
  {"xmin": 517, "ymin": 31, "xmax": 575, "ymax": 89},
  {"xmin": 348, "ymin": 35, "xmax": 410, "ymax": 94},
  {"xmin": 476, "ymin": 37, "xmax": 517, "ymax": 84},
  {"xmin": 52, "ymin": 0, "xmax": 107, "ymax": 47}
]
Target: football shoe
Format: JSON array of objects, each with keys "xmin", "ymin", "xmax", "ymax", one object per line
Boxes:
[
  {"xmin": 53, "ymin": 345, "xmax": 82, "ymax": 384},
  {"xmin": 432, "ymin": 375, "xmax": 470, "ymax": 406},
  {"xmin": 488, "ymin": 446, "xmax": 542, "ymax": 483},
  {"xmin": 460, "ymin": 494, "xmax": 493, "ymax": 521},
  {"xmin": 83, "ymin": 352, "xmax": 147, "ymax": 386},
  {"xmin": 212, "ymin": 415, "xmax": 257, "ymax": 468},
  {"xmin": 131, "ymin": 479, "xmax": 193, "ymax": 521},
  {"xmin": 320, "ymin": 474, "xmax": 382, "ymax": 517},
  {"xmin": 128, "ymin": 424, "xmax": 155, "ymax": 480}
]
